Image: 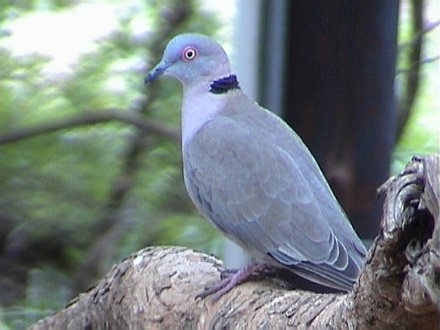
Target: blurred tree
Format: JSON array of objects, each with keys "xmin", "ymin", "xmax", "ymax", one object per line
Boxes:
[
  {"xmin": 0, "ymin": 0, "xmax": 221, "ymax": 326},
  {"xmin": 260, "ymin": 0, "xmax": 438, "ymax": 243}
]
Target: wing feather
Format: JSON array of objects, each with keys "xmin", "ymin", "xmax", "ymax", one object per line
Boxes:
[{"xmin": 184, "ymin": 109, "xmax": 365, "ymax": 291}]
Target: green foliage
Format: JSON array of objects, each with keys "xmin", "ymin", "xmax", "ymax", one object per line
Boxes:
[
  {"xmin": 0, "ymin": 0, "xmax": 221, "ymax": 326},
  {"xmin": 392, "ymin": 61, "xmax": 440, "ymax": 173},
  {"xmin": 392, "ymin": 0, "xmax": 439, "ymax": 173}
]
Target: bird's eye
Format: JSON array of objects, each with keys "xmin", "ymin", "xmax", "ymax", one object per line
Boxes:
[{"xmin": 182, "ymin": 46, "xmax": 197, "ymax": 61}]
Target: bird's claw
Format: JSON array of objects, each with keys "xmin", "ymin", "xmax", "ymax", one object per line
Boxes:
[{"xmin": 195, "ymin": 263, "xmax": 270, "ymax": 302}]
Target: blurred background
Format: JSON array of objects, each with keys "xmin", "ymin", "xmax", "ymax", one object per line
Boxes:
[{"xmin": 0, "ymin": 0, "xmax": 438, "ymax": 327}]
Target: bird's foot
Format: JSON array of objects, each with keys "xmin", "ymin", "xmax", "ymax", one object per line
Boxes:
[{"xmin": 196, "ymin": 263, "xmax": 271, "ymax": 302}]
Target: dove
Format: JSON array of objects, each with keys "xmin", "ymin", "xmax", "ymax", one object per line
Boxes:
[{"xmin": 145, "ymin": 33, "xmax": 366, "ymax": 299}]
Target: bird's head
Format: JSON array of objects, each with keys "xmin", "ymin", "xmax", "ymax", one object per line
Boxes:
[{"xmin": 145, "ymin": 33, "xmax": 232, "ymax": 88}]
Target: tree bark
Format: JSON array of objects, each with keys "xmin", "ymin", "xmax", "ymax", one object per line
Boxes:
[{"xmin": 31, "ymin": 156, "xmax": 440, "ymax": 329}]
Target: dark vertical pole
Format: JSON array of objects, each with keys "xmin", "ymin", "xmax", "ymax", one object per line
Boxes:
[{"xmin": 261, "ymin": 1, "xmax": 399, "ymax": 241}]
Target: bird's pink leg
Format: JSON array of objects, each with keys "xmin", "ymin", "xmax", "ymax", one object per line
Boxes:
[{"xmin": 196, "ymin": 263, "xmax": 271, "ymax": 302}]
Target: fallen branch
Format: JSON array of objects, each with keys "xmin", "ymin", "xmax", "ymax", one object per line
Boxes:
[{"xmin": 30, "ymin": 156, "xmax": 440, "ymax": 329}]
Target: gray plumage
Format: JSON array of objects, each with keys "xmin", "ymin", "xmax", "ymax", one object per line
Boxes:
[{"xmin": 146, "ymin": 33, "xmax": 366, "ymax": 292}]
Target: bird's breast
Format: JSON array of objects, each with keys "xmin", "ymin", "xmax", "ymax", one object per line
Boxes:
[{"xmin": 181, "ymin": 88, "xmax": 227, "ymax": 149}]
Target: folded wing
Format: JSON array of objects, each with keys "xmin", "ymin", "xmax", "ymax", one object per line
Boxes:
[{"xmin": 184, "ymin": 115, "xmax": 366, "ymax": 291}]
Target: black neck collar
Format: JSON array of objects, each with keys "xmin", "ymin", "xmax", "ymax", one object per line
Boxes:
[{"xmin": 209, "ymin": 74, "xmax": 240, "ymax": 94}]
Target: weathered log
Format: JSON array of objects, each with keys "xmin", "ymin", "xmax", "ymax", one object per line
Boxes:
[{"xmin": 31, "ymin": 156, "xmax": 440, "ymax": 329}]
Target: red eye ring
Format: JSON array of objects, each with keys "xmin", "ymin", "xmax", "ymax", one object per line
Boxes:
[{"xmin": 182, "ymin": 46, "xmax": 197, "ymax": 61}]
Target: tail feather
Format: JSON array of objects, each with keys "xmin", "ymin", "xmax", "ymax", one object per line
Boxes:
[
  {"xmin": 292, "ymin": 256, "xmax": 362, "ymax": 292},
  {"xmin": 269, "ymin": 251, "xmax": 363, "ymax": 292}
]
